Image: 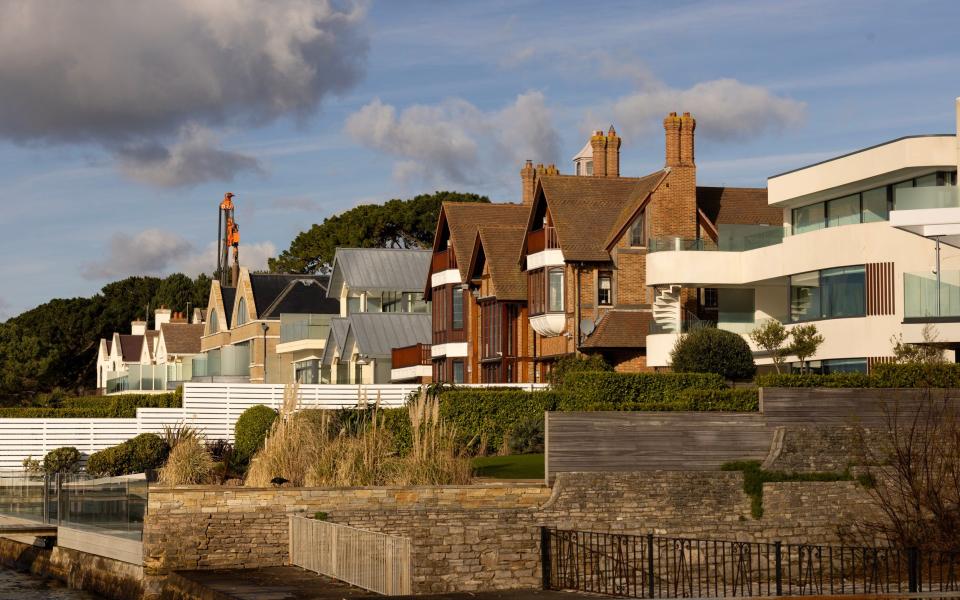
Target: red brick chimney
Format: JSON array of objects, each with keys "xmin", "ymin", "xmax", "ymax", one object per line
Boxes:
[
  {"xmin": 521, "ymin": 159, "xmax": 535, "ymax": 205},
  {"xmin": 663, "ymin": 112, "xmax": 682, "ymax": 167},
  {"xmin": 605, "ymin": 126, "xmax": 621, "ymax": 177},
  {"xmin": 680, "ymin": 112, "xmax": 695, "ymax": 167},
  {"xmin": 590, "ymin": 131, "xmax": 607, "ymax": 177}
]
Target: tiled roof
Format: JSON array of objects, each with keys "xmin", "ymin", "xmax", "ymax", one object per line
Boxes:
[
  {"xmin": 144, "ymin": 331, "xmax": 159, "ymax": 359},
  {"xmin": 581, "ymin": 310, "xmax": 653, "ymax": 349},
  {"xmin": 160, "ymin": 323, "xmax": 204, "ymax": 355},
  {"xmin": 440, "ymin": 203, "xmax": 530, "ymax": 281},
  {"xmin": 538, "ymin": 172, "xmax": 665, "ymax": 261},
  {"xmin": 471, "ymin": 226, "xmax": 528, "ymax": 301},
  {"xmin": 118, "ymin": 334, "xmax": 144, "ymax": 362},
  {"xmin": 696, "ymin": 187, "xmax": 780, "ymax": 226},
  {"xmin": 329, "ymin": 248, "xmax": 432, "ymax": 293}
]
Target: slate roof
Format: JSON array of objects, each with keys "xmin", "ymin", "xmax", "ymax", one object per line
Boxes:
[
  {"xmin": 220, "ymin": 287, "xmax": 236, "ymax": 326},
  {"xmin": 534, "ymin": 172, "xmax": 666, "ymax": 261},
  {"xmin": 160, "ymin": 323, "xmax": 204, "ymax": 355},
  {"xmin": 470, "ymin": 226, "xmax": 528, "ymax": 302},
  {"xmin": 323, "ymin": 318, "xmax": 352, "ymax": 365},
  {"xmin": 249, "ymin": 274, "xmax": 330, "ymax": 318},
  {"xmin": 438, "ymin": 203, "xmax": 531, "ymax": 281},
  {"xmin": 260, "ymin": 279, "xmax": 339, "ymax": 318},
  {"xmin": 581, "ymin": 310, "xmax": 653, "ymax": 349},
  {"xmin": 328, "ymin": 248, "xmax": 432, "ymax": 294},
  {"xmin": 696, "ymin": 187, "xmax": 780, "ymax": 226},
  {"xmin": 347, "ymin": 313, "xmax": 432, "ymax": 358},
  {"xmin": 118, "ymin": 334, "xmax": 144, "ymax": 362}
]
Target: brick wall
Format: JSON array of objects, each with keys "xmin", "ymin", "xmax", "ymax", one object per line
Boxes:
[{"xmin": 144, "ymin": 471, "xmax": 879, "ymax": 593}]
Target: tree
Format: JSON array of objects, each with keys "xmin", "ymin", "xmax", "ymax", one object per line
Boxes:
[
  {"xmin": 891, "ymin": 323, "xmax": 945, "ymax": 365},
  {"xmin": 789, "ymin": 323, "xmax": 824, "ymax": 373},
  {"xmin": 268, "ymin": 191, "xmax": 490, "ymax": 274},
  {"xmin": 748, "ymin": 319, "xmax": 791, "ymax": 374},
  {"xmin": 670, "ymin": 327, "xmax": 756, "ymax": 381}
]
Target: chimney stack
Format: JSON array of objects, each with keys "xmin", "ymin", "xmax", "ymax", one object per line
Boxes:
[
  {"xmin": 131, "ymin": 320, "xmax": 146, "ymax": 336},
  {"xmin": 154, "ymin": 307, "xmax": 172, "ymax": 330},
  {"xmin": 521, "ymin": 159, "xmax": 535, "ymax": 205},
  {"xmin": 663, "ymin": 112, "xmax": 682, "ymax": 167},
  {"xmin": 590, "ymin": 131, "xmax": 607, "ymax": 177},
  {"xmin": 680, "ymin": 112, "xmax": 696, "ymax": 167},
  {"xmin": 170, "ymin": 311, "xmax": 188, "ymax": 324},
  {"xmin": 605, "ymin": 126, "xmax": 621, "ymax": 177}
]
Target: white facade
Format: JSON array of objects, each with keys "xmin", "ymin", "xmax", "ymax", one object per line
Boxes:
[{"xmin": 646, "ymin": 106, "xmax": 960, "ymax": 372}]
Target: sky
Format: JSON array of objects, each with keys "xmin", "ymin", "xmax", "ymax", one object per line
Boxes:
[{"xmin": 0, "ymin": 0, "xmax": 958, "ymax": 320}]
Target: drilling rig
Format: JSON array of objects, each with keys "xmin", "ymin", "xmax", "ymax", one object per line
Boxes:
[{"xmin": 217, "ymin": 192, "xmax": 241, "ymax": 287}]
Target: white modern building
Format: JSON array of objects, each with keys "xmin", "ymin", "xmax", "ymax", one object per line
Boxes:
[{"xmin": 646, "ymin": 100, "xmax": 960, "ymax": 372}]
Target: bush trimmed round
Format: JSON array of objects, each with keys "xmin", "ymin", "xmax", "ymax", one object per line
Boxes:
[
  {"xmin": 234, "ymin": 405, "xmax": 278, "ymax": 462},
  {"xmin": 86, "ymin": 433, "xmax": 169, "ymax": 477},
  {"xmin": 43, "ymin": 446, "xmax": 81, "ymax": 474},
  {"xmin": 670, "ymin": 327, "xmax": 756, "ymax": 381}
]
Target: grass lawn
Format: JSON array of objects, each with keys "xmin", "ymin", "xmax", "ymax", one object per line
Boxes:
[{"xmin": 472, "ymin": 454, "xmax": 544, "ymax": 480}]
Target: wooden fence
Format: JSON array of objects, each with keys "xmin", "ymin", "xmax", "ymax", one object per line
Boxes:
[{"xmin": 289, "ymin": 515, "xmax": 412, "ymax": 595}]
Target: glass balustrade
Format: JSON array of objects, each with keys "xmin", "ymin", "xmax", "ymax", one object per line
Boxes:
[
  {"xmin": 279, "ymin": 313, "xmax": 332, "ymax": 343},
  {"xmin": 893, "ymin": 185, "xmax": 960, "ymax": 211},
  {"xmin": 904, "ymin": 270, "xmax": 960, "ymax": 318},
  {"xmin": 647, "ymin": 224, "xmax": 785, "ymax": 253}
]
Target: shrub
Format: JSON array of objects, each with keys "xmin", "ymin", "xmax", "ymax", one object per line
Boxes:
[
  {"xmin": 436, "ymin": 390, "xmax": 562, "ymax": 454},
  {"xmin": 234, "ymin": 405, "xmax": 278, "ymax": 463},
  {"xmin": 159, "ymin": 435, "xmax": 214, "ymax": 485},
  {"xmin": 548, "ymin": 354, "xmax": 612, "ymax": 386},
  {"xmin": 755, "ymin": 372, "xmax": 872, "ymax": 388},
  {"xmin": 507, "ymin": 417, "xmax": 545, "ymax": 455},
  {"xmin": 871, "ymin": 363, "xmax": 960, "ymax": 388},
  {"xmin": 43, "ymin": 447, "xmax": 81, "ymax": 474},
  {"xmin": 671, "ymin": 327, "xmax": 756, "ymax": 380},
  {"xmin": 559, "ymin": 388, "xmax": 758, "ymax": 412},
  {"xmin": 86, "ymin": 433, "xmax": 169, "ymax": 476},
  {"xmin": 560, "ymin": 371, "xmax": 727, "ymax": 408},
  {"xmin": 0, "ymin": 391, "xmax": 182, "ymax": 418}
]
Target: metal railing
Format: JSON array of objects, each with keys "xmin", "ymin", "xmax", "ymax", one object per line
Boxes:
[
  {"xmin": 0, "ymin": 470, "xmax": 147, "ymax": 540},
  {"xmin": 541, "ymin": 528, "xmax": 960, "ymax": 598},
  {"xmin": 290, "ymin": 515, "xmax": 412, "ymax": 595}
]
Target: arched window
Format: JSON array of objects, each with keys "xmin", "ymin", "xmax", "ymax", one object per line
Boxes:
[
  {"xmin": 237, "ymin": 297, "xmax": 247, "ymax": 326},
  {"xmin": 208, "ymin": 308, "xmax": 219, "ymax": 334}
]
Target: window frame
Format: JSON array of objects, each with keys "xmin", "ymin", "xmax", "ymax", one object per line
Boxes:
[
  {"xmin": 629, "ymin": 210, "xmax": 647, "ymax": 247},
  {"xmin": 789, "ymin": 264, "xmax": 866, "ymax": 323},
  {"xmin": 547, "ymin": 267, "xmax": 565, "ymax": 313},
  {"xmin": 236, "ymin": 298, "xmax": 247, "ymax": 326},
  {"xmin": 451, "ymin": 286, "xmax": 464, "ymax": 330},
  {"xmin": 598, "ymin": 271, "xmax": 613, "ymax": 306}
]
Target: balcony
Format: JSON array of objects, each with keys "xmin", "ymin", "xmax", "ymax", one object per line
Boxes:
[
  {"xmin": 904, "ymin": 270, "xmax": 960, "ymax": 320},
  {"xmin": 432, "ymin": 248, "xmax": 458, "ymax": 273},
  {"xmin": 391, "ymin": 343, "xmax": 432, "ymax": 369},
  {"xmin": 526, "ymin": 227, "xmax": 559, "ymax": 254},
  {"xmin": 894, "ymin": 185, "xmax": 959, "ymax": 211},
  {"xmin": 191, "ymin": 345, "xmax": 250, "ymax": 381},
  {"xmin": 280, "ymin": 313, "xmax": 331, "ymax": 343},
  {"xmin": 648, "ymin": 224, "xmax": 785, "ymax": 254},
  {"xmin": 105, "ymin": 364, "xmax": 167, "ymax": 394}
]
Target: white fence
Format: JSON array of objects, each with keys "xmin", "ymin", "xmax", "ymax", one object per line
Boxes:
[
  {"xmin": 0, "ymin": 382, "xmax": 548, "ymax": 469},
  {"xmin": 289, "ymin": 515, "xmax": 412, "ymax": 595}
]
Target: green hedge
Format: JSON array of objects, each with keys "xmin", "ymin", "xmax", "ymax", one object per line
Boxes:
[
  {"xmin": 86, "ymin": 433, "xmax": 169, "ymax": 477},
  {"xmin": 757, "ymin": 363, "xmax": 960, "ymax": 389},
  {"xmin": 561, "ymin": 371, "xmax": 727, "ymax": 407},
  {"xmin": 0, "ymin": 391, "xmax": 182, "ymax": 418},
  {"xmin": 438, "ymin": 390, "xmax": 563, "ymax": 453},
  {"xmin": 559, "ymin": 388, "xmax": 758, "ymax": 412}
]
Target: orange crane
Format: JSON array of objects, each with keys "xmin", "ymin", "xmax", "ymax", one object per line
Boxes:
[{"xmin": 217, "ymin": 192, "xmax": 241, "ymax": 287}]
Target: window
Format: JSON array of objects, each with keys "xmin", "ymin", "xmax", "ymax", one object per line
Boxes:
[
  {"xmin": 208, "ymin": 308, "xmax": 219, "ymax": 334},
  {"xmin": 790, "ymin": 266, "xmax": 865, "ymax": 322},
  {"xmin": 346, "ymin": 296, "xmax": 362, "ymax": 315},
  {"xmin": 404, "ymin": 292, "xmax": 428, "ymax": 313},
  {"xmin": 792, "ymin": 203, "xmax": 825, "ymax": 234},
  {"xmin": 586, "ymin": 161, "xmax": 593, "ymax": 176},
  {"xmin": 452, "ymin": 287, "xmax": 464, "ymax": 329},
  {"xmin": 382, "ymin": 291, "xmax": 401, "ymax": 313},
  {"xmin": 366, "ymin": 295, "xmax": 382, "ymax": 312},
  {"xmin": 354, "ymin": 361, "xmax": 363, "ymax": 384},
  {"xmin": 629, "ymin": 210, "xmax": 647, "ymax": 247},
  {"xmin": 452, "ymin": 360, "xmax": 465, "ymax": 383},
  {"xmin": 294, "ymin": 359, "xmax": 319, "ymax": 384},
  {"xmin": 598, "ymin": 272, "xmax": 612, "ymax": 306},
  {"xmin": 861, "ymin": 187, "xmax": 888, "ymax": 223},
  {"xmin": 548, "ymin": 268, "xmax": 564, "ymax": 312},
  {"xmin": 793, "ymin": 358, "xmax": 867, "ymax": 374},
  {"xmin": 703, "ymin": 288, "xmax": 719, "ymax": 309},
  {"xmin": 827, "ymin": 194, "xmax": 860, "ymax": 228},
  {"xmin": 335, "ymin": 360, "xmax": 349, "ymax": 384},
  {"xmin": 481, "ymin": 301, "xmax": 502, "ymax": 358},
  {"xmin": 236, "ymin": 297, "xmax": 247, "ymax": 326}
]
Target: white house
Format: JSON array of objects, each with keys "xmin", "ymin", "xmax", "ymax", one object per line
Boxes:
[{"xmin": 645, "ymin": 99, "xmax": 960, "ymax": 372}]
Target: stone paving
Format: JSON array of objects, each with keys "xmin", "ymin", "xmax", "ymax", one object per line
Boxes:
[{"xmin": 0, "ymin": 566, "xmax": 105, "ymax": 599}]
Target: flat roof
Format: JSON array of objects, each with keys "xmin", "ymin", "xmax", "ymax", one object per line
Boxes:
[{"xmin": 769, "ymin": 134, "xmax": 953, "ymax": 180}]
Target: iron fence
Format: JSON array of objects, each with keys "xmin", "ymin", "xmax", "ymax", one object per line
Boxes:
[{"xmin": 541, "ymin": 528, "xmax": 960, "ymax": 598}]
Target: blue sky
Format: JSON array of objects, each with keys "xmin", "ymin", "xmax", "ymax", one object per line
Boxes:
[{"xmin": 0, "ymin": 0, "xmax": 958, "ymax": 319}]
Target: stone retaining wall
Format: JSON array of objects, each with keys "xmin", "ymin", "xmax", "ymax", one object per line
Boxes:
[{"xmin": 144, "ymin": 471, "xmax": 879, "ymax": 594}]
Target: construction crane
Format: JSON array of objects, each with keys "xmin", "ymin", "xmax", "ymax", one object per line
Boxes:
[{"xmin": 217, "ymin": 192, "xmax": 241, "ymax": 287}]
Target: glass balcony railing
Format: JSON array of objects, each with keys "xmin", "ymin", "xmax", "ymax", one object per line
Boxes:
[
  {"xmin": 893, "ymin": 185, "xmax": 960, "ymax": 211},
  {"xmin": 279, "ymin": 313, "xmax": 332, "ymax": 344},
  {"xmin": 191, "ymin": 345, "xmax": 250, "ymax": 378},
  {"xmin": 105, "ymin": 364, "xmax": 166, "ymax": 393},
  {"xmin": 647, "ymin": 225, "xmax": 784, "ymax": 253},
  {"xmin": 904, "ymin": 270, "xmax": 960, "ymax": 319}
]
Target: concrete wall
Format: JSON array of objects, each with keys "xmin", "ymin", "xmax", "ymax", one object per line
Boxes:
[{"xmin": 143, "ymin": 471, "xmax": 878, "ymax": 594}]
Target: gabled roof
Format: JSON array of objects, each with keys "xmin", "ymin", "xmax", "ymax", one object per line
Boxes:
[
  {"xmin": 329, "ymin": 248, "xmax": 432, "ymax": 294},
  {"xmin": 160, "ymin": 322, "xmax": 204, "ymax": 355},
  {"xmin": 434, "ymin": 202, "xmax": 531, "ymax": 281},
  {"xmin": 469, "ymin": 226, "xmax": 528, "ymax": 302},
  {"xmin": 117, "ymin": 334, "xmax": 144, "ymax": 362},
  {"xmin": 259, "ymin": 278, "xmax": 338, "ymax": 319},
  {"xmin": 581, "ymin": 310, "xmax": 653, "ymax": 349},
  {"xmin": 249, "ymin": 274, "xmax": 330, "ymax": 319},
  {"xmin": 220, "ymin": 287, "xmax": 236, "ymax": 326},
  {"xmin": 530, "ymin": 172, "xmax": 666, "ymax": 262},
  {"xmin": 695, "ymin": 186, "xmax": 780, "ymax": 226},
  {"xmin": 322, "ymin": 313, "xmax": 431, "ymax": 363},
  {"xmin": 143, "ymin": 330, "xmax": 159, "ymax": 360}
]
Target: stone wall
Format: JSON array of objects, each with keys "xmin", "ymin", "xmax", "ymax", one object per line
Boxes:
[
  {"xmin": 144, "ymin": 471, "xmax": 879, "ymax": 594},
  {"xmin": 763, "ymin": 426, "xmax": 887, "ymax": 473}
]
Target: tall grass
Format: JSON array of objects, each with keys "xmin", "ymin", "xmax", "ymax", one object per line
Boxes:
[
  {"xmin": 158, "ymin": 434, "xmax": 215, "ymax": 485},
  {"xmin": 245, "ymin": 386, "xmax": 471, "ymax": 487}
]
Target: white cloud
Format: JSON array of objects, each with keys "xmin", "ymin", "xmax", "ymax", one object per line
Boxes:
[
  {"xmin": 499, "ymin": 46, "xmax": 536, "ymax": 69},
  {"xmin": 81, "ymin": 228, "xmax": 275, "ymax": 280},
  {"xmin": 0, "ymin": 0, "xmax": 368, "ymax": 185},
  {"xmin": 344, "ymin": 91, "xmax": 560, "ymax": 187}
]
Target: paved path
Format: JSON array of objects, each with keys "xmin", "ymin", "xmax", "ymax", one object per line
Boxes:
[
  {"xmin": 169, "ymin": 567, "xmax": 580, "ymax": 599},
  {"xmin": 0, "ymin": 567, "xmax": 104, "ymax": 599}
]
